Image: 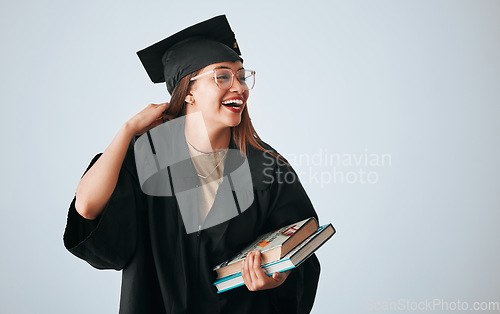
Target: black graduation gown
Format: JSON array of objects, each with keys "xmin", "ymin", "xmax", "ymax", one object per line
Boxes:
[{"xmin": 63, "ymin": 131, "xmax": 321, "ymax": 314}]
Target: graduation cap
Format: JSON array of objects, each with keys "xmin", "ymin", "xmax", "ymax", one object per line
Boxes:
[{"xmin": 137, "ymin": 15, "xmax": 243, "ymax": 94}]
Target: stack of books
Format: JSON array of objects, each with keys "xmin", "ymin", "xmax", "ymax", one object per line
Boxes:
[{"xmin": 213, "ymin": 217, "xmax": 335, "ymax": 293}]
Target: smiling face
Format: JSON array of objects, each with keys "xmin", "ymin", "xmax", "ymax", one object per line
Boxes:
[{"xmin": 185, "ymin": 61, "xmax": 249, "ymax": 130}]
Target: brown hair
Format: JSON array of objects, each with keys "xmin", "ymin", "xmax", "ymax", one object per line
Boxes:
[{"xmin": 163, "ymin": 72, "xmax": 286, "ymax": 163}]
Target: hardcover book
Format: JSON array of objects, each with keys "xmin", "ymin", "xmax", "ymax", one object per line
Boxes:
[
  {"xmin": 213, "ymin": 217, "xmax": 319, "ymax": 278},
  {"xmin": 214, "ymin": 223, "xmax": 336, "ymax": 293}
]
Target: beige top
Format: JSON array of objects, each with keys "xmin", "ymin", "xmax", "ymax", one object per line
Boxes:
[{"xmin": 186, "ymin": 141, "xmax": 228, "ymax": 221}]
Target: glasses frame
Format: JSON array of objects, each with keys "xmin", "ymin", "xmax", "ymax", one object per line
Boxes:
[{"xmin": 190, "ymin": 68, "xmax": 256, "ymax": 90}]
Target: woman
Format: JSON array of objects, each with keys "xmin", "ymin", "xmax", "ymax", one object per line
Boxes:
[{"xmin": 64, "ymin": 15, "xmax": 320, "ymax": 314}]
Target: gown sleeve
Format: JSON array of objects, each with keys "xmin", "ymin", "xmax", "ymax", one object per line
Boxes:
[
  {"xmin": 63, "ymin": 140, "xmax": 139, "ymax": 270},
  {"xmin": 264, "ymin": 157, "xmax": 321, "ymax": 314}
]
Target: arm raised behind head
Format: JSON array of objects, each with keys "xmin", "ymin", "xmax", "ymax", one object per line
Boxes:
[{"xmin": 75, "ymin": 103, "xmax": 168, "ymax": 219}]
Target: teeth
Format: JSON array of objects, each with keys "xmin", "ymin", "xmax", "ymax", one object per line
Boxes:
[{"xmin": 222, "ymin": 99, "xmax": 243, "ymax": 105}]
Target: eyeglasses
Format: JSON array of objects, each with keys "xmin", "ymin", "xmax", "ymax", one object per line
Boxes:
[{"xmin": 190, "ymin": 68, "xmax": 256, "ymax": 90}]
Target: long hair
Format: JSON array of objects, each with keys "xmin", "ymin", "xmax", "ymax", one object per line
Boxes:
[{"xmin": 163, "ymin": 72, "xmax": 285, "ymax": 163}]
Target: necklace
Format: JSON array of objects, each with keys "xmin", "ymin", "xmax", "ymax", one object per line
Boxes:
[{"xmin": 187, "ymin": 140, "xmax": 228, "ymax": 180}]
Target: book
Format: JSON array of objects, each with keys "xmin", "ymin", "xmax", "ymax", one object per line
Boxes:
[
  {"xmin": 214, "ymin": 223, "xmax": 335, "ymax": 293},
  {"xmin": 213, "ymin": 217, "xmax": 319, "ymax": 279}
]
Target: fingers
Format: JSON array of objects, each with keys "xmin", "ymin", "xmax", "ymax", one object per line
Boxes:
[
  {"xmin": 272, "ymin": 271, "xmax": 285, "ymax": 282},
  {"xmin": 241, "ymin": 253, "xmax": 250, "ymax": 289},
  {"xmin": 150, "ymin": 102, "xmax": 169, "ymax": 116},
  {"xmin": 145, "ymin": 102, "xmax": 168, "ymax": 114},
  {"xmin": 128, "ymin": 102, "xmax": 170, "ymax": 136},
  {"xmin": 156, "ymin": 102, "xmax": 169, "ymax": 111},
  {"xmin": 247, "ymin": 251, "xmax": 258, "ymax": 286},
  {"xmin": 250, "ymin": 251, "xmax": 268, "ymax": 283},
  {"xmin": 243, "ymin": 250, "xmax": 270, "ymax": 291},
  {"xmin": 149, "ymin": 102, "xmax": 169, "ymax": 108},
  {"xmin": 242, "ymin": 251, "xmax": 258, "ymax": 291},
  {"xmin": 151, "ymin": 102, "xmax": 169, "ymax": 122},
  {"xmin": 242, "ymin": 250, "xmax": 291, "ymax": 292},
  {"xmin": 274, "ymin": 269, "xmax": 291, "ymax": 283}
]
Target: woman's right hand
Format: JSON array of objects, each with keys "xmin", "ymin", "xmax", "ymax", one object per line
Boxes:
[{"xmin": 125, "ymin": 102, "xmax": 169, "ymax": 136}]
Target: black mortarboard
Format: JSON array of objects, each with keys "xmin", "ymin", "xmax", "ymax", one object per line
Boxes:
[{"xmin": 137, "ymin": 15, "xmax": 243, "ymax": 94}]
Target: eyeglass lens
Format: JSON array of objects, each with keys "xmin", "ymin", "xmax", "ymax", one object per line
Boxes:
[{"xmin": 215, "ymin": 69, "xmax": 255, "ymax": 90}]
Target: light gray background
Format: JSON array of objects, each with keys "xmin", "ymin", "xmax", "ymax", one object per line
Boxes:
[{"xmin": 1, "ymin": 0, "xmax": 499, "ymax": 313}]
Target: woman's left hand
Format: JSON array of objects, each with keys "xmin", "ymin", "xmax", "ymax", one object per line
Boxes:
[{"xmin": 241, "ymin": 250, "xmax": 291, "ymax": 291}]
